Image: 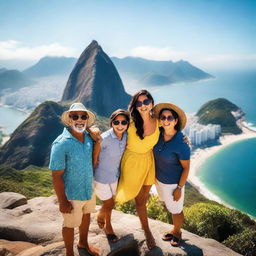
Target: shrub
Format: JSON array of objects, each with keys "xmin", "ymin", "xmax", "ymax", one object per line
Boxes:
[
  {"xmin": 184, "ymin": 203, "xmax": 243, "ymax": 242},
  {"xmin": 223, "ymin": 228, "xmax": 256, "ymax": 256}
]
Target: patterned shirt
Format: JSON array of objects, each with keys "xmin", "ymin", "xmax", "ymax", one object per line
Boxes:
[{"xmin": 49, "ymin": 128, "xmax": 93, "ymax": 201}]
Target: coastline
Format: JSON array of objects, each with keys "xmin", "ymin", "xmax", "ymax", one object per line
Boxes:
[{"xmin": 188, "ymin": 126, "xmax": 256, "ymax": 207}]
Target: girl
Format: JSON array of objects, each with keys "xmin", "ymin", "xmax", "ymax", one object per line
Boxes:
[{"xmin": 93, "ymin": 109, "xmax": 130, "ymax": 243}]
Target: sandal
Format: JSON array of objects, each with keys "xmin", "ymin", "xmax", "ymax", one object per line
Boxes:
[
  {"xmin": 106, "ymin": 233, "xmax": 118, "ymax": 243},
  {"xmin": 170, "ymin": 233, "xmax": 182, "ymax": 247},
  {"xmin": 162, "ymin": 232, "xmax": 173, "ymax": 241}
]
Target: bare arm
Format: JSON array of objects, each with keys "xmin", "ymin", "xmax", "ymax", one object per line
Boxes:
[
  {"xmin": 93, "ymin": 141, "xmax": 101, "ymax": 168},
  {"xmin": 52, "ymin": 170, "xmax": 73, "ymax": 213},
  {"xmin": 173, "ymin": 160, "xmax": 190, "ymax": 201}
]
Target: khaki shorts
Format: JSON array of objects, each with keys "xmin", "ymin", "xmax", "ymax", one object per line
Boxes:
[{"xmin": 62, "ymin": 193, "xmax": 96, "ymax": 228}]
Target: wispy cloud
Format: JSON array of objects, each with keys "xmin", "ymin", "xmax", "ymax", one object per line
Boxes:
[
  {"xmin": 129, "ymin": 46, "xmax": 188, "ymax": 61},
  {"xmin": 0, "ymin": 40, "xmax": 78, "ymax": 60}
]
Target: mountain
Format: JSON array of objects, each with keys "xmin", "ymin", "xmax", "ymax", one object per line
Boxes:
[
  {"xmin": 111, "ymin": 57, "xmax": 213, "ymax": 86},
  {"xmin": 61, "ymin": 40, "xmax": 131, "ymax": 116},
  {"xmin": 196, "ymin": 98, "xmax": 244, "ymax": 134},
  {"xmin": 0, "ymin": 101, "xmax": 65, "ymax": 169},
  {"xmin": 0, "ymin": 69, "xmax": 33, "ymax": 95},
  {"xmin": 23, "ymin": 56, "xmax": 77, "ymax": 77}
]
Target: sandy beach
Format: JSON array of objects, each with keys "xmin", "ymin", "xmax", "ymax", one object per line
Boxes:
[{"xmin": 188, "ymin": 126, "xmax": 256, "ymax": 205}]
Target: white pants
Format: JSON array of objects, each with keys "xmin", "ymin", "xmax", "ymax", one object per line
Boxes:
[
  {"xmin": 155, "ymin": 179, "xmax": 185, "ymax": 214},
  {"xmin": 94, "ymin": 181, "xmax": 118, "ymax": 201}
]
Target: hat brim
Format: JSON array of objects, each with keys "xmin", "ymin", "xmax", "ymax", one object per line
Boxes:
[
  {"xmin": 153, "ymin": 102, "xmax": 187, "ymax": 130},
  {"xmin": 61, "ymin": 109, "xmax": 95, "ymax": 127}
]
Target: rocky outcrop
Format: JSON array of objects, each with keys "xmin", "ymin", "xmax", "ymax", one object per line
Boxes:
[
  {"xmin": 0, "ymin": 192, "xmax": 241, "ymax": 256},
  {"xmin": 0, "ymin": 101, "xmax": 65, "ymax": 169},
  {"xmin": 0, "ymin": 192, "xmax": 27, "ymax": 209},
  {"xmin": 61, "ymin": 40, "xmax": 131, "ymax": 116}
]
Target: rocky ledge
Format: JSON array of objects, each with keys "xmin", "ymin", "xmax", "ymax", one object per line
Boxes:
[{"xmin": 0, "ymin": 192, "xmax": 241, "ymax": 256}]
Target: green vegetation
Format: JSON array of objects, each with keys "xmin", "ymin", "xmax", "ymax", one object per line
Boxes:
[
  {"xmin": 0, "ymin": 165, "xmax": 53, "ymax": 199},
  {"xmin": 196, "ymin": 98, "xmax": 242, "ymax": 134}
]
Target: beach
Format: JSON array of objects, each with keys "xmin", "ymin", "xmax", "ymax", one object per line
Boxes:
[{"xmin": 189, "ymin": 126, "xmax": 256, "ymax": 206}]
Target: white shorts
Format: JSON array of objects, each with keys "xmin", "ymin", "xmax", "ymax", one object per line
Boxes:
[
  {"xmin": 94, "ymin": 181, "xmax": 118, "ymax": 201},
  {"xmin": 155, "ymin": 179, "xmax": 185, "ymax": 214},
  {"xmin": 62, "ymin": 193, "xmax": 96, "ymax": 228}
]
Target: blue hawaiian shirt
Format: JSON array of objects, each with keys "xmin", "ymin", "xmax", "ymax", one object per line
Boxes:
[{"xmin": 49, "ymin": 128, "xmax": 93, "ymax": 201}]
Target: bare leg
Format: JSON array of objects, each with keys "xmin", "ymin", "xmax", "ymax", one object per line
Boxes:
[
  {"xmin": 62, "ymin": 227, "xmax": 74, "ymax": 256},
  {"xmin": 78, "ymin": 213, "xmax": 100, "ymax": 256},
  {"xmin": 102, "ymin": 198, "xmax": 115, "ymax": 234},
  {"xmin": 172, "ymin": 211, "xmax": 184, "ymax": 235},
  {"xmin": 135, "ymin": 185, "xmax": 156, "ymax": 250}
]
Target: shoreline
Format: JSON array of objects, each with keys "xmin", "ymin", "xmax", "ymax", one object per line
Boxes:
[{"xmin": 188, "ymin": 126, "xmax": 256, "ymax": 208}]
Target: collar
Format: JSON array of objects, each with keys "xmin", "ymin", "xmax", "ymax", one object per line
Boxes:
[
  {"xmin": 62, "ymin": 127, "xmax": 88, "ymax": 140},
  {"xmin": 110, "ymin": 128, "xmax": 127, "ymax": 141}
]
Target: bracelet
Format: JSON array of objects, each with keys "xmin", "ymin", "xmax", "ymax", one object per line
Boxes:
[{"xmin": 177, "ymin": 185, "xmax": 183, "ymax": 189}]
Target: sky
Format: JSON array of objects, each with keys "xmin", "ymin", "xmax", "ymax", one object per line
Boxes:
[{"xmin": 0, "ymin": 0, "xmax": 255, "ymax": 71}]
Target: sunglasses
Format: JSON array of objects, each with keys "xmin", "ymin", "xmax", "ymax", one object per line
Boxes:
[
  {"xmin": 160, "ymin": 115, "xmax": 175, "ymax": 122},
  {"xmin": 112, "ymin": 120, "xmax": 128, "ymax": 126},
  {"xmin": 69, "ymin": 114, "xmax": 88, "ymax": 121},
  {"xmin": 135, "ymin": 98, "xmax": 152, "ymax": 108}
]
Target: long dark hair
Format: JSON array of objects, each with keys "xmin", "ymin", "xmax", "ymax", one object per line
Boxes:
[{"xmin": 128, "ymin": 89, "xmax": 154, "ymax": 139}]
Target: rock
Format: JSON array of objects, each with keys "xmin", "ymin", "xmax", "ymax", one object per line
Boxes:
[
  {"xmin": 0, "ymin": 194, "xmax": 242, "ymax": 255},
  {"xmin": 0, "ymin": 193, "xmax": 27, "ymax": 209},
  {"xmin": 61, "ymin": 40, "xmax": 131, "ymax": 117},
  {"xmin": 0, "ymin": 240, "xmax": 36, "ymax": 256}
]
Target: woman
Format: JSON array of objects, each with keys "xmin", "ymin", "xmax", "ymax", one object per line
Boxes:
[
  {"xmin": 93, "ymin": 109, "xmax": 130, "ymax": 243},
  {"xmin": 153, "ymin": 103, "xmax": 190, "ymax": 247},
  {"xmin": 116, "ymin": 89, "xmax": 159, "ymax": 250}
]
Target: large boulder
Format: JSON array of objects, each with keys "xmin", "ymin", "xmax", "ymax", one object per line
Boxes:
[{"xmin": 0, "ymin": 192, "xmax": 27, "ymax": 209}]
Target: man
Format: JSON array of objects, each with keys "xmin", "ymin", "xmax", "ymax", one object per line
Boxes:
[{"xmin": 49, "ymin": 102, "xmax": 100, "ymax": 256}]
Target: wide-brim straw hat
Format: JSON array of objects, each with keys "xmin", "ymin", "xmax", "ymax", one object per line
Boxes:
[
  {"xmin": 153, "ymin": 102, "xmax": 187, "ymax": 130},
  {"xmin": 61, "ymin": 102, "xmax": 95, "ymax": 127}
]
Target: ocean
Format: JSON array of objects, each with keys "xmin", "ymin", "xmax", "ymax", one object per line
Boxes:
[
  {"xmin": 0, "ymin": 70, "xmax": 255, "ymax": 217},
  {"xmin": 198, "ymin": 138, "xmax": 256, "ymax": 217}
]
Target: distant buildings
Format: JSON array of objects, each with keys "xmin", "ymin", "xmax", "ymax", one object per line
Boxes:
[{"xmin": 184, "ymin": 115, "xmax": 221, "ymax": 147}]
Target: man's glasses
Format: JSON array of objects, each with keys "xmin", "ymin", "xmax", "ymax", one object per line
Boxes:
[
  {"xmin": 112, "ymin": 120, "xmax": 128, "ymax": 126},
  {"xmin": 160, "ymin": 115, "xmax": 175, "ymax": 122},
  {"xmin": 135, "ymin": 99, "xmax": 152, "ymax": 108},
  {"xmin": 69, "ymin": 114, "xmax": 88, "ymax": 121}
]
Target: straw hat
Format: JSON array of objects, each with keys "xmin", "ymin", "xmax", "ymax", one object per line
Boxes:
[
  {"xmin": 153, "ymin": 102, "xmax": 187, "ymax": 130},
  {"xmin": 61, "ymin": 102, "xmax": 95, "ymax": 127}
]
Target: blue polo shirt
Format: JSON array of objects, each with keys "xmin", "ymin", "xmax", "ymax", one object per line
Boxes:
[
  {"xmin": 94, "ymin": 128, "xmax": 127, "ymax": 184},
  {"xmin": 153, "ymin": 131, "xmax": 190, "ymax": 184},
  {"xmin": 49, "ymin": 128, "xmax": 93, "ymax": 201}
]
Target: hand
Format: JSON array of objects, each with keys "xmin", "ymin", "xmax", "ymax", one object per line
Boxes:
[
  {"xmin": 88, "ymin": 126, "xmax": 102, "ymax": 142},
  {"xmin": 59, "ymin": 200, "xmax": 73, "ymax": 213},
  {"xmin": 173, "ymin": 188, "xmax": 182, "ymax": 201},
  {"xmin": 183, "ymin": 134, "xmax": 190, "ymax": 145}
]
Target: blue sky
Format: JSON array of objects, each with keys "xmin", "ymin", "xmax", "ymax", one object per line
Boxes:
[{"xmin": 0, "ymin": 0, "xmax": 255, "ymax": 70}]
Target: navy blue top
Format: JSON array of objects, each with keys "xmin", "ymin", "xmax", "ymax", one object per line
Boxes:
[
  {"xmin": 49, "ymin": 128, "xmax": 93, "ymax": 201},
  {"xmin": 153, "ymin": 131, "xmax": 190, "ymax": 184},
  {"xmin": 94, "ymin": 128, "xmax": 127, "ymax": 184}
]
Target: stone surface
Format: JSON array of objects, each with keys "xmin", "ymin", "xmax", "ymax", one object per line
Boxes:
[
  {"xmin": 0, "ymin": 193, "xmax": 241, "ymax": 256},
  {"xmin": 0, "ymin": 193, "xmax": 27, "ymax": 209}
]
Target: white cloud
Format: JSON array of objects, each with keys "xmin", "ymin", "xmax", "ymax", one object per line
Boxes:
[
  {"xmin": 129, "ymin": 46, "xmax": 188, "ymax": 61},
  {"xmin": 0, "ymin": 40, "xmax": 78, "ymax": 60}
]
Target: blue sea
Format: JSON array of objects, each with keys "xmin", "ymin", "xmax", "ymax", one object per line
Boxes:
[{"xmin": 0, "ymin": 70, "xmax": 256, "ymax": 217}]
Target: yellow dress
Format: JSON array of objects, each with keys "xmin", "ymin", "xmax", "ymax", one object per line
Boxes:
[{"xmin": 116, "ymin": 120, "xmax": 160, "ymax": 203}]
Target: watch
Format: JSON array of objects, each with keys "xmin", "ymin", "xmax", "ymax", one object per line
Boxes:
[{"xmin": 177, "ymin": 185, "xmax": 183, "ymax": 189}]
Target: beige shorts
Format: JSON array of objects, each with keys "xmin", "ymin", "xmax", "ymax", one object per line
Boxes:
[
  {"xmin": 62, "ymin": 193, "xmax": 96, "ymax": 228},
  {"xmin": 155, "ymin": 179, "xmax": 185, "ymax": 214},
  {"xmin": 94, "ymin": 181, "xmax": 118, "ymax": 201}
]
